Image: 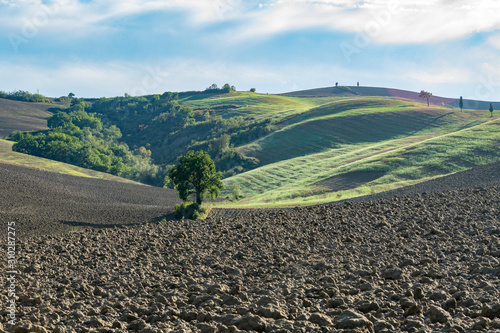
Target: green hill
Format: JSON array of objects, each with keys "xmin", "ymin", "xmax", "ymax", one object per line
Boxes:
[
  {"xmin": 239, "ymin": 98, "xmax": 471, "ymax": 166},
  {"xmin": 221, "ymin": 109, "xmax": 499, "ymax": 207},
  {"xmin": 0, "ymin": 139, "xmax": 139, "ymax": 183},
  {"xmin": 2, "ymin": 87, "xmax": 499, "ymax": 206}
]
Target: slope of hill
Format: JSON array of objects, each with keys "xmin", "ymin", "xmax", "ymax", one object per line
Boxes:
[
  {"xmin": 0, "ymin": 161, "xmax": 179, "ymax": 238},
  {"xmin": 280, "ymin": 86, "xmax": 500, "ymax": 110},
  {"xmin": 0, "ymin": 97, "xmax": 53, "ymax": 137},
  {"xmin": 223, "ymin": 116, "xmax": 500, "ymax": 207},
  {"xmin": 2, "ymin": 86, "xmax": 499, "ymax": 208},
  {"xmin": 0, "ymin": 139, "xmax": 139, "ymax": 183},
  {"xmin": 239, "ymin": 98, "xmax": 481, "ymax": 166},
  {"xmin": 341, "ymin": 159, "xmax": 500, "ymax": 204}
]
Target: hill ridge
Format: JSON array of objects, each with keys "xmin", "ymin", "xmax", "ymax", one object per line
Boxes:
[{"xmin": 280, "ymin": 85, "xmax": 500, "ymax": 110}]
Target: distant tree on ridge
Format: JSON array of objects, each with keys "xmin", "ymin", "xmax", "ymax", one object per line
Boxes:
[
  {"xmin": 489, "ymin": 103, "xmax": 494, "ymax": 117},
  {"xmin": 419, "ymin": 90, "xmax": 433, "ymax": 106},
  {"xmin": 459, "ymin": 96, "xmax": 463, "ymax": 112}
]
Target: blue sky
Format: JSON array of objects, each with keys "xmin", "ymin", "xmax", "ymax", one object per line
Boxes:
[{"xmin": 1, "ymin": 0, "xmax": 500, "ymax": 100}]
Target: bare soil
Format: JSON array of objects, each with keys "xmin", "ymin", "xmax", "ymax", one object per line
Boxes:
[
  {"xmin": 0, "ymin": 99, "xmax": 52, "ymax": 137},
  {"xmin": 0, "ymin": 162, "xmax": 180, "ymax": 238},
  {"xmin": 0, "ymin": 162, "xmax": 499, "ymax": 332}
]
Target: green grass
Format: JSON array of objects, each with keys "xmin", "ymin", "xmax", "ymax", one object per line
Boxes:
[
  {"xmin": 3, "ymin": 89, "xmax": 497, "ymax": 207},
  {"xmin": 240, "ymin": 98, "xmax": 484, "ymax": 166},
  {"xmin": 218, "ymin": 116, "xmax": 500, "ymax": 207},
  {"xmin": 178, "ymin": 92, "xmax": 498, "ymax": 208},
  {"xmin": 0, "ymin": 139, "xmax": 140, "ymax": 184},
  {"xmin": 180, "ymin": 91, "xmax": 339, "ymax": 121}
]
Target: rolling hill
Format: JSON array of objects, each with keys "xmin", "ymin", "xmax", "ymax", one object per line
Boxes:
[
  {"xmin": 206, "ymin": 89, "xmax": 499, "ymax": 207},
  {"xmin": 2, "ymin": 86, "xmax": 499, "ymax": 208},
  {"xmin": 0, "ymin": 139, "xmax": 140, "ymax": 183},
  {"xmin": 0, "ymin": 97, "xmax": 53, "ymax": 137},
  {"xmin": 0, "ymin": 160, "xmax": 179, "ymax": 238},
  {"xmin": 280, "ymin": 86, "xmax": 500, "ymax": 110}
]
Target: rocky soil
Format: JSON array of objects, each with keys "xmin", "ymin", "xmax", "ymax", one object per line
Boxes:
[
  {"xmin": 0, "ymin": 162, "xmax": 180, "ymax": 238},
  {"xmin": 2, "ymin": 184, "xmax": 499, "ymax": 332}
]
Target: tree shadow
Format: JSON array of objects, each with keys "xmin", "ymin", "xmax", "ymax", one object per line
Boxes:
[{"xmin": 60, "ymin": 212, "xmax": 178, "ymax": 229}]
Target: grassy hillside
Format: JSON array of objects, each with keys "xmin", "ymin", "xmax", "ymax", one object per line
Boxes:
[
  {"xmin": 0, "ymin": 139, "xmax": 139, "ymax": 183},
  {"xmin": 3, "ymin": 86, "xmax": 499, "ymax": 207},
  {"xmin": 239, "ymin": 98, "xmax": 477, "ymax": 166},
  {"xmin": 179, "ymin": 91, "xmax": 318, "ymax": 121},
  {"xmin": 221, "ymin": 116, "xmax": 500, "ymax": 207},
  {"xmin": 280, "ymin": 86, "xmax": 500, "ymax": 110},
  {"xmin": 0, "ymin": 98, "xmax": 53, "ymax": 137}
]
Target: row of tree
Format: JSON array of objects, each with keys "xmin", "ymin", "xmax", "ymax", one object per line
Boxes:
[
  {"xmin": 421, "ymin": 92, "xmax": 494, "ymax": 116},
  {"xmin": 0, "ymin": 90, "xmax": 51, "ymax": 103},
  {"xmin": 205, "ymin": 83, "xmax": 236, "ymax": 93}
]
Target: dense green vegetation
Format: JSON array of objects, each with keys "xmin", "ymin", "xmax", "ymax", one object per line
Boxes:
[
  {"xmin": 5, "ymin": 87, "xmax": 499, "ymax": 207},
  {"xmin": 169, "ymin": 150, "xmax": 224, "ymax": 219},
  {"xmin": 0, "ymin": 139, "xmax": 138, "ymax": 183},
  {"xmin": 11, "ymin": 100, "xmax": 166, "ymax": 185},
  {"xmin": 0, "ymin": 90, "xmax": 51, "ymax": 103},
  {"xmin": 7, "ymin": 89, "xmax": 276, "ymax": 186},
  {"xmin": 89, "ymin": 91, "xmax": 270, "ymax": 177}
]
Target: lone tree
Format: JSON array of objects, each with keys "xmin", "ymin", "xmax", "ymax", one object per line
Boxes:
[
  {"xmin": 489, "ymin": 103, "xmax": 494, "ymax": 117},
  {"xmin": 419, "ymin": 90, "xmax": 433, "ymax": 106},
  {"xmin": 459, "ymin": 96, "xmax": 463, "ymax": 112},
  {"xmin": 169, "ymin": 150, "xmax": 224, "ymax": 206}
]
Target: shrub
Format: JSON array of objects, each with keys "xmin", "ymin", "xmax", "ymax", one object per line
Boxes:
[
  {"xmin": 229, "ymin": 181, "xmax": 244, "ymax": 201},
  {"xmin": 175, "ymin": 202, "xmax": 207, "ymax": 220}
]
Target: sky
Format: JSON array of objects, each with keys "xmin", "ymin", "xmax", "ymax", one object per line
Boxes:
[{"xmin": 1, "ymin": 0, "xmax": 500, "ymax": 100}]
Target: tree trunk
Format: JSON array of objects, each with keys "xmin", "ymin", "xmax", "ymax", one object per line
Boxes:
[{"xmin": 196, "ymin": 191, "xmax": 202, "ymax": 205}]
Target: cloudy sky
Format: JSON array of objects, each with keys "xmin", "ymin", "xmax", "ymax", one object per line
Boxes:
[{"xmin": 1, "ymin": 0, "xmax": 500, "ymax": 100}]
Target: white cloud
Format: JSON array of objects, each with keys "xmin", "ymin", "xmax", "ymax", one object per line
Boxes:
[
  {"xmin": 229, "ymin": 0, "xmax": 500, "ymax": 44},
  {"xmin": 1, "ymin": 0, "xmax": 499, "ymax": 45},
  {"xmin": 406, "ymin": 68, "xmax": 472, "ymax": 84}
]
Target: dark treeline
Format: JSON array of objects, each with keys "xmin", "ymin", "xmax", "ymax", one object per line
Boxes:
[{"xmin": 0, "ymin": 90, "xmax": 51, "ymax": 103}]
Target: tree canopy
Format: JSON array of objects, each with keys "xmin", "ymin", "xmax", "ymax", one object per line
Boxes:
[
  {"xmin": 169, "ymin": 150, "xmax": 224, "ymax": 205},
  {"xmin": 419, "ymin": 90, "xmax": 433, "ymax": 106}
]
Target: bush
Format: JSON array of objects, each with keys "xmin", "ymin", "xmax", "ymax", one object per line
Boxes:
[
  {"xmin": 0, "ymin": 90, "xmax": 51, "ymax": 103},
  {"xmin": 175, "ymin": 202, "xmax": 207, "ymax": 220},
  {"xmin": 229, "ymin": 181, "xmax": 244, "ymax": 201}
]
